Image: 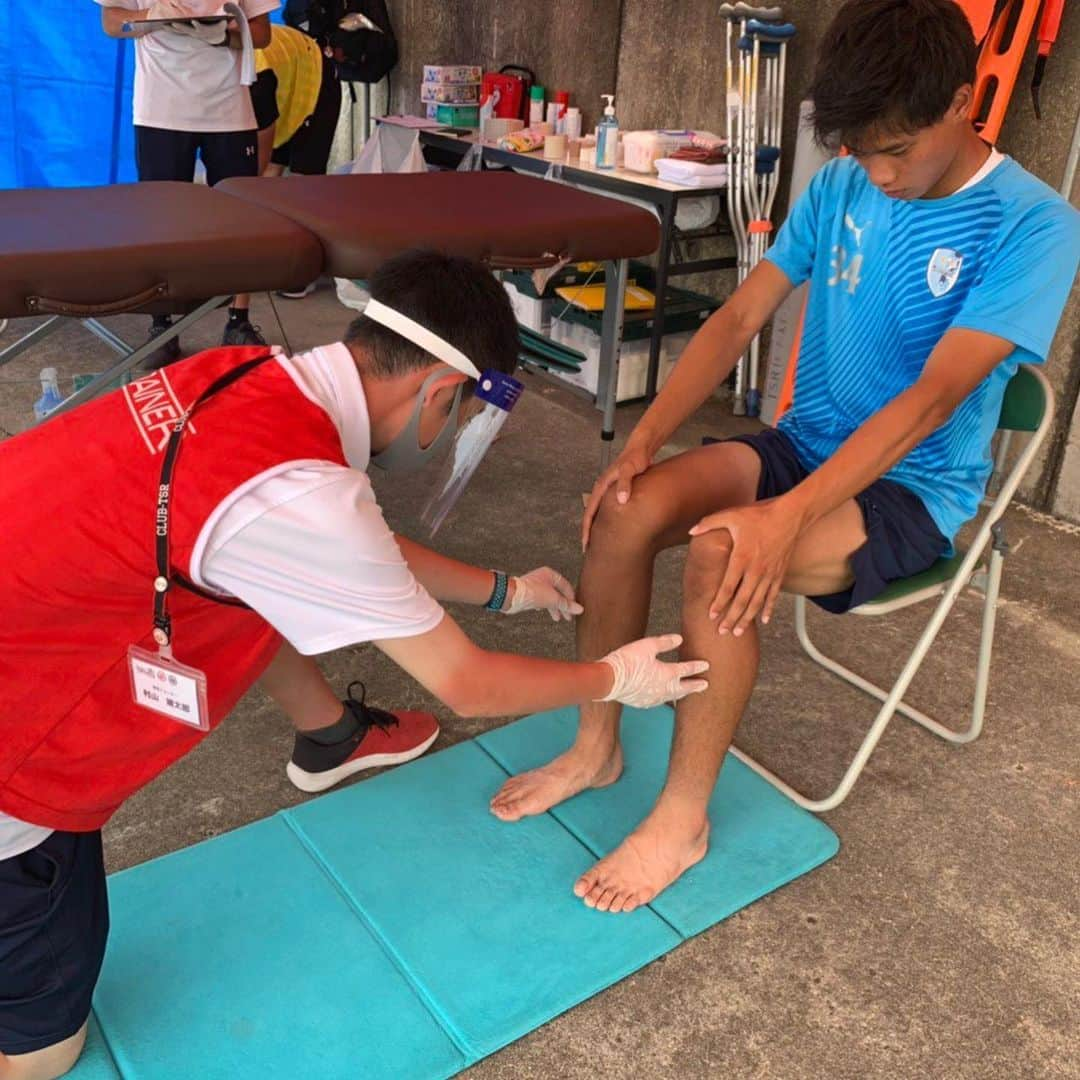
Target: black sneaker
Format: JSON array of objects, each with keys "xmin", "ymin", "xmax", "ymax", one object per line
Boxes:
[
  {"xmin": 221, "ymin": 320, "xmax": 267, "ymax": 347},
  {"xmin": 286, "ymin": 683, "xmax": 440, "ymax": 794},
  {"xmin": 139, "ymin": 322, "xmax": 182, "ymax": 371}
]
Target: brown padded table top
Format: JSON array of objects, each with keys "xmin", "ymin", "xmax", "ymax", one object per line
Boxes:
[
  {"xmin": 216, "ymin": 171, "xmax": 660, "ymax": 274},
  {"xmin": 0, "ymin": 182, "xmax": 324, "ymax": 318}
]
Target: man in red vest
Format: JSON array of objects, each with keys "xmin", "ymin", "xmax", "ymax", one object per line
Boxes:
[{"xmin": 0, "ymin": 250, "xmax": 708, "ymax": 1080}]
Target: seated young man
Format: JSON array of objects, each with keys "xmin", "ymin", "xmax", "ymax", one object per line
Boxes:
[{"xmin": 491, "ymin": 0, "xmax": 1080, "ymax": 913}]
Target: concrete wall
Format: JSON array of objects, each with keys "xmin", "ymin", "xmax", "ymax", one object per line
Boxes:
[{"xmin": 380, "ymin": 0, "xmax": 1080, "ymax": 516}]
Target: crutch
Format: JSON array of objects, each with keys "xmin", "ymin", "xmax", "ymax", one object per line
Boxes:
[
  {"xmin": 720, "ymin": 3, "xmax": 780, "ymax": 414},
  {"xmin": 721, "ymin": 4, "xmax": 795, "ymax": 416},
  {"xmin": 741, "ymin": 17, "xmax": 794, "ymax": 416}
]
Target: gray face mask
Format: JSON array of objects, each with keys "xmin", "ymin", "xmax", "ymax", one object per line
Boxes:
[{"xmin": 371, "ymin": 368, "xmax": 465, "ymax": 473}]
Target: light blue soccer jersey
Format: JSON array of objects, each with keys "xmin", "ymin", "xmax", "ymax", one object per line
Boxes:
[{"xmin": 765, "ymin": 154, "xmax": 1080, "ymax": 542}]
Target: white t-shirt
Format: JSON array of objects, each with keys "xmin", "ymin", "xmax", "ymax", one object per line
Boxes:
[
  {"xmin": 194, "ymin": 343, "xmax": 446, "ymax": 653},
  {"xmin": 96, "ymin": 0, "xmax": 280, "ymax": 132},
  {"xmin": 0, "ymin": 342, "xmax": 444, "ymax": 860}
]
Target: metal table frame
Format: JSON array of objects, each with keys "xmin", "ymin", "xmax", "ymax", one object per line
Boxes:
[{"xmin": 421, "ymin": 130, "xmax": 736, "ymax": 400}]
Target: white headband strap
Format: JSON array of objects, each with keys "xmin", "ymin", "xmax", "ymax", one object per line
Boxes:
[{"xmin": 364, "ymin": 298, "xmax": 482, "ymax": 380}]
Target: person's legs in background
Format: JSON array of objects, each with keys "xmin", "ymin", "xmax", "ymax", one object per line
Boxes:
[
  {"xmin": 133, "ymin": 126, "xmax": 200, "ymax": 369},
  {"xmin": 200, "ymin": 130, "xmax": 265, "ymax": 347},
  {"xmin": 275, "ymin": 59, "xmax": 341, "ymax": 300}
]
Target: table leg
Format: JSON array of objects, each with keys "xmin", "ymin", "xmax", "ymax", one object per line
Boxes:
[
  {"xmin": 597, "ymin": 258, "xmax": 629, "ymax": 469},
  {"xmin": 646, "ymin": 197, "xmax": 677, "ymax": 400}
]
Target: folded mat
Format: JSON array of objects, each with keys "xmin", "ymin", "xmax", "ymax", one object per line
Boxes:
[{"xmin": 74, "ymin": 707, "xmax": 838, "ymax": 1079}]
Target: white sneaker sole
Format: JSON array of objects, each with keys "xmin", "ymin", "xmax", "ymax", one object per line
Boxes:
[{"xmin": 285, "ymin": 727, "xmax": 440, "ymax": 793}]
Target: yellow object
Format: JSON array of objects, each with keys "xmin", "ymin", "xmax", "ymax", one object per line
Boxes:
[
  {"xmin": 555, "ymin": 283, "xmax": 656, "ymax": 312},
  {"xmin": 255, "ymin": 25, "xmax": 324, "ymax": 148}
]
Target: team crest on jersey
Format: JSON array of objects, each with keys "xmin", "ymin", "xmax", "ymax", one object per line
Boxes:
[{"xmin": 927, "ymin": 248, "xmax": 964, "ymax": 297}]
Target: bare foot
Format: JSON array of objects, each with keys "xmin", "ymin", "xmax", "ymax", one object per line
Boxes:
[
  {"xmin": 490, "ymin": 742, "xmax": 623, "ymax": 822},
  {"xmin": 573, "ymin": 804, "xmax": 709, "ymax": 913}
]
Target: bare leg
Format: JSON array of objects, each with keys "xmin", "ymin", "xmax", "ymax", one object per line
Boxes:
[
  {"xmin": 257, "ymin": 641, "xmax": 343, "ymax": 733},
  {"xmin": 574, "ymin": 498, "xmax": 868, "ymax": 912},
  {"xmin": 0, "ymin": 1021, "xmax": 87, "ymax": 1080},
  {"xmin": 490, "ymin": 443, "xmax": 763, "ymax": 821}
]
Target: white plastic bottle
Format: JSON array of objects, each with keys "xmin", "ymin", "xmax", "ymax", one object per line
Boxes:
[
  {"xmin": 596, "ymin": 94, "xmax": 618, "ymax": 170},
  {"xmin": 33, "ymin": 367, "xmax": 63, "ymax": 422}
]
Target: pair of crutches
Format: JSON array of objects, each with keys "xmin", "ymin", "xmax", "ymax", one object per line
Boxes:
[{"xmin": 720, "ymin": 2, "xmax": 796, "ymax": 416}]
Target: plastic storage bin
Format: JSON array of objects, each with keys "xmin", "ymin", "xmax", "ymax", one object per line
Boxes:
[{"xmin": 622, "ymin": 130, "xmax": 695, "ymax": 174}]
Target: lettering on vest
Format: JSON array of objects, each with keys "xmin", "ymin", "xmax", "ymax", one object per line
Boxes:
[{"xmin": 123, "ymin": 371, "xmax": 195, "ymax": 454}]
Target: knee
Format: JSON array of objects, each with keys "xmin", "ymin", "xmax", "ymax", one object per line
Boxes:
[
  {"xmin": 683, "ymin": 530, "xmax": 733, "ymax": 595},
  {"xmin": 0, "ymin": 1026, "xmax": 87, "ymax": 1080},
  {"xmin": 589, "ymin": 481, "xmax": 673, "ymax": 556}
]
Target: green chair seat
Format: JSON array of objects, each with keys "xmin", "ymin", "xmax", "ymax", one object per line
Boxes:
[{"xmin": 858, "ymin": 551, "xmax": 973, "ymax": 609}]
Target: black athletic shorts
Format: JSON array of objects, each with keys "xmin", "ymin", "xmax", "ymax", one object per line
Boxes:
[
  {"xmin": 723, "ymin": 427, "xmax": 949, "ymax": 613},
  {"xmin": 269, "ymin": 57, "xmax": 341, "ymax": 174},
  {"xmin": 135, "ymin": 125, "xmax": 259, "ymax": 185},
  {"xmin": 0, "ymin": 830, "xmax": 109, "ymax": 1055}
]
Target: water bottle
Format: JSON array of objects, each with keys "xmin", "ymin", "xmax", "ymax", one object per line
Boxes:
[{"xmin": 33, "ymin": 367, "xmax": 63, "ymax": 422}]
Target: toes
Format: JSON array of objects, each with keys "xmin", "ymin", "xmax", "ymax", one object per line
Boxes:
[
  {"xmin": 573, "ymin": 870, "xmax": 598, "ymax": 899},
  {"xmin": 583, "ymin": 882, "xmax": 607, "ymax": 909},
  {"xmin": 490, "ymin": 799, "xmax": 524, "ymax": 822},
  {"xmin": 594, "ymin": 886, "xmax": 620, "ymax": 912}
]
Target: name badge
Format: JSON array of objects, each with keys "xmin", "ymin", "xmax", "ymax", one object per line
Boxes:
[{"xmin": 128, "ymin": 645, "xmax": 210, "ymax": 731}]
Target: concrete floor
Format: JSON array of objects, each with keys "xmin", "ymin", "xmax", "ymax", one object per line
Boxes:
[{"xmin": 2, "ymin": 288, "xmax": 1078, "ymax": 1079}]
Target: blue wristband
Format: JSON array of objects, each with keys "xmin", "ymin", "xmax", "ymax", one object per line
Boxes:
[{"xmin": 485, "ymin": 570, "xmax": 509, "ymax": 612}]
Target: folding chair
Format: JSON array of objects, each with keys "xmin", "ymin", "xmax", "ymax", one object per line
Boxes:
[{"xmin": 731, "ymin": 364, "xmax": 1055, "ymax": 812}]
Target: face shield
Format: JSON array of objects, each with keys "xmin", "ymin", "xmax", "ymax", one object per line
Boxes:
[{"xmin": 363, "ymin": 298, "xmax": 524, "ymax": 535}]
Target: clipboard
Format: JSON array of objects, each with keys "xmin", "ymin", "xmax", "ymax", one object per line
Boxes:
[{"xmin": 124, "ymin": 16, "xmax": 230, "ymax": 30}]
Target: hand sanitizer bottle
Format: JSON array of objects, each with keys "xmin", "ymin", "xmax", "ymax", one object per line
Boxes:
[
  {"xmin": 33, "ymin": 367, "xmax": 63, "ymax": 422},
  {"xmin": 596, "ymin": 94, "xmax": 618, "ymax": 170}
]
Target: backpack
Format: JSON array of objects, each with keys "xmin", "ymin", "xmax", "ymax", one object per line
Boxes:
[{"xmin": 287, "ymin": 0, "xmax": 399, "ymax": 85}]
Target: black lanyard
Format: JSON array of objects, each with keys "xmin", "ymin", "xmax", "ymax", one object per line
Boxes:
[{"xmin": 151, "ymin": 354, "xmax": 274, "ymax": 648}]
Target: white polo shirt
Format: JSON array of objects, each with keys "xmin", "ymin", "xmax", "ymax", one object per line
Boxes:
[
  {"xmin": 0, "ymin": 343, "xmax": 444, "ymax": 860},
  {"xmin": 96, "ymin": 0, "xmax": 280, "ymax": 132}
]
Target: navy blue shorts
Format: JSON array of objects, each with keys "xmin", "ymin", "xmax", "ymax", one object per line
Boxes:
[
  {"xmin": 135, "ymin": 125, "xmax": 258, "ymax": 186},
  {"xmin": 0, "ymin": 830, "xmax": 109, "ymax": 1055},
  {"xmin": 725, "ymin": 428, "xmax": 948, "ymax": 614}
]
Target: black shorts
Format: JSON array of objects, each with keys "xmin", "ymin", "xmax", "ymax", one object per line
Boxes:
[
  {"xmin": 725, "ymin": 427, "xmax": 949, "ymax": 614},
  {"xmin": 0, "ymin": 830, "xmax": 108, "ymax": 1055},
  {"xmin": 269, "ymin": 59, "xmax": 341, "ymax": 175},
  {"xmin": 135, "ymin": 125, "xmax": 259, "ymax": 186}
]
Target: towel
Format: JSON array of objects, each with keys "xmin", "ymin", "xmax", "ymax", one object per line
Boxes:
[{"xmin": 656, "ymin": 159, "xmax": 729, "ymax": 187}]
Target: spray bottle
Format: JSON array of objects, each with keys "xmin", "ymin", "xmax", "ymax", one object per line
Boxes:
[
  {"xmin": 596, "ymin": 94, "xmax": 618, "ymax": 170},
  {"xmin": 33, "ymin": 367, "xmax": 63, "ymax": 423}
]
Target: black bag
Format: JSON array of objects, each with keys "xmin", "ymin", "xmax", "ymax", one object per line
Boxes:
[{"xmin": 291, "ymin": 0, "xmax": 398, "ymax": 85}]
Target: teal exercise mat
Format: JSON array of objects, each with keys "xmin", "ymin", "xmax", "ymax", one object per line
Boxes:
[
  {"xmin": 70, "ymin": 712, "xmax": 838, "ymax": 1079},
  {"xmin": 285, "ymin": 741, "xmax": 681, "ymax": 1061},
  {"xmin": 87, "ymin": 815, "xmax": 465, "ymax": 1080},
  {"xmin": 477, "ymin": 706, "xmax": 841, "ymax": 938}
]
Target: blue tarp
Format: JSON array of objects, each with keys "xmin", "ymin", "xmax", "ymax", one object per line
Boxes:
[{"xmin": 0, "ymin": 3, "xmax": 284, "ymax": 190}]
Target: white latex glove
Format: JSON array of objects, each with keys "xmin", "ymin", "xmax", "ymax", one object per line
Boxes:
[
  {"xmin": 166, "ymin": 18, "xmax": 229, "ymax": 43},
  {"xmin": 502, "ymin": 567, "xmax": 584, "ymax": 622},
  {"xmin": 598, "ymin": 633, "xmax": 709, "ymax": 708}
]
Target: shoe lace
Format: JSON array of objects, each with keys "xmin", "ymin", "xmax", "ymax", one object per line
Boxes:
[{"xmin": 344, "ymin": 681, "xmax": 399, "ymax": 737}]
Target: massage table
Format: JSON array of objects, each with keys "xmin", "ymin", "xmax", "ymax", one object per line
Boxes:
[{"xmin": 0, "ymin": 172, "xmax": 658, "ymax": 459}]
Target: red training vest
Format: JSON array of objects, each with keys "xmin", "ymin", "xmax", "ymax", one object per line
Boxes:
[{"xmin": 0, "ymin": 347, "xmax": 349, "ymax": 831}]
